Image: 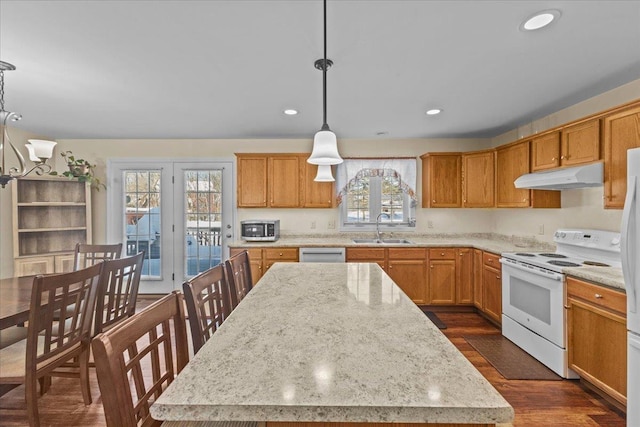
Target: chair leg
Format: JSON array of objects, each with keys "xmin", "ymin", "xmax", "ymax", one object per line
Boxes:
[
  {"xmin": 38, "ymin": 376, "xmax": 51, "ymax": 396},
  {"xmin": 79, "ymin": 349, "xmax": 92, "ymax": 405},
  {"xmin": 26, "ymin": 378, "xmax": 41, "ymax": 427}
]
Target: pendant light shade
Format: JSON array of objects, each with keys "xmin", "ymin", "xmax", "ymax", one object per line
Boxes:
[
  {"xmin": 314, "ymin": 164, "xmax": 335, "ymax": 182},
  {"xmin": 309, "ymin": 128, "xmax": 342, "ymax": 165},
  {"xmin": 308, "ymin": 0, "xmax": 343, "ymax": 168}
]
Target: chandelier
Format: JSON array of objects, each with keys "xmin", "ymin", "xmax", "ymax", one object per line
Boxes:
[
  {"xmin": 307, "ymin": 0, "xmax": 343, "ymax": 182},
  {"xmin": 0, "ymin": 61, "xmax": 56, "ymax": 188}
]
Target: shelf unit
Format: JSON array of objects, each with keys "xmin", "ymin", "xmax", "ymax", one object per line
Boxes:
[{"xmin": 12, "ymin": 177, "xmax": 92, "ymax": 276}]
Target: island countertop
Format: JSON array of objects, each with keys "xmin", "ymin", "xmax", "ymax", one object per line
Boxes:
[{"xmin": 151, "ymin": 263, "xmax": 514, "ymax": 425}]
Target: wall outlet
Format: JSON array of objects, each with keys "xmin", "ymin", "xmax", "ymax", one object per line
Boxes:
[
  {"xmin": 427, "ymin": 220, "xmax": 434, "ymax": 229},
  {"xmin": 538, "ymin": 224, "xmax": 544, "ymax": 235},
  {"xmin": 310, "ymin": 220, "xmax": 316, "ymax": 229},
  {"xmin": 328, "ymin": 219, "xmax": 336, "ymax": 229}
]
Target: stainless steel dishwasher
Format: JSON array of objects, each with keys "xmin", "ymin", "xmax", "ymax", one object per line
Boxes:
[{"xmin": 299, "ymin": 247, "xmax": 346, "ymax": 262}]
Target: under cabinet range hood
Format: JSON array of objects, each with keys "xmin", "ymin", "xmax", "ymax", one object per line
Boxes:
[{"xmin": 514, "ymin": 162, "xmax": 603, "ymax": 190}]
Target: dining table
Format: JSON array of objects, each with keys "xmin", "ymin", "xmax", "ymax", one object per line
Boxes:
[
  {"xmin": 0, "ymin": 276, "xmax": 35, "ymax": 331},
  {"xmin": 151, "ymin": 262, "xmax": 513, "ymax": 427}
]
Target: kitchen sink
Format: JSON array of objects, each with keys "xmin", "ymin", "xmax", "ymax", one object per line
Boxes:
[{"xmin": 352, "ymin": 238, "xmax": 413, "ymax": 244}]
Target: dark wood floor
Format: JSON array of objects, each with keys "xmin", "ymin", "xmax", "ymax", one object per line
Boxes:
[{"xmin": 0, "ymin": 307, "xmax": 626, "ymax": 426}]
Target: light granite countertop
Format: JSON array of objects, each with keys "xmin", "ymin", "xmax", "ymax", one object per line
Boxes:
[
  {"xmin": 151, "ymin": 263, "xmax": 514, "ymax": 425},
  {"xmin": 230, "ymin": 233, "xmax": 627, "ymax": 293},
  {"xmin": 229, "ymin": 232, "xmax": 555, "ymax": 254}
]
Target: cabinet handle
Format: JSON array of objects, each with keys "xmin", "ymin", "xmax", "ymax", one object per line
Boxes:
[
  {"xmin": 279, "ymin": 252, "xmax": 283, "ymax": 256},
  {"xmin": 496, "ymin": 276, "xmax": 501, "ymax": 279},
  {"xmin": 430, "ymin": 265, "xmax": 434, "ymax": 268},
  {"xmin": 595, "ymin": 293, "xmax": 603, "ymax": 299},
  {"xmin": 440, "ymin": 252, "xmax": 445, "ymax": 256},
  {"xmin": 389, "ymin": 265, "xmax": 393, "ymax": 269},
  {"xmin": 564, "ymin": 305, "xmax": 570, "ymax": 309},
  {"xmin": 551, "ymin": 157, "xmax": 556, "ymax": 161},
  {"xmin": 432, "ymin": 200, "xmax": 436, "ymax": 203},
  {"xmin": 561, "ymin": 155, "xmax": 565, "ymax": 160}
]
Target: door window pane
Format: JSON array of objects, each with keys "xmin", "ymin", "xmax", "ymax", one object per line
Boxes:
[
  {"xmin": 124, "ymin": 170, "xmax": 162, "ymax": 278},
  {"xmin": 184, "ymin": 170, "xmax": 223, "ymax": 277}
]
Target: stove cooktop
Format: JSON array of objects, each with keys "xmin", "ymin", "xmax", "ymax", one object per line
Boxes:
[{"xmin": 502, "ymin": 229, "xmax": 622, "ymax": 273}]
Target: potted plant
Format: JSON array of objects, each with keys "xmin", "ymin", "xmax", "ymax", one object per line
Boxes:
[{"xmin": 49, "ymin": 151, "xmax": 106, "ymax": 190}]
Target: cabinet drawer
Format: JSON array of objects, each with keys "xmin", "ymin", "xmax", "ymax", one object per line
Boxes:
[
  {"xmin": 346, "ymin": 247, "xmax": 386, "ymax": 261},
  {"xmin": 429, "ymin": 248, "xmax": 456, "ymax": 260},
  {"xmin": 263, "ymin": 248, "xmax": 298, "ymax": 261},
  {"xmin": 483, "ymin": 252, "xmax": 500, "ymax": 267},
  {"xmin": 388, "ymin": 248, "xmax": 427, "ymax": 260},
  {"xmin": 567, "ymin": 277, "xmax": 626, "ymax": 314}
]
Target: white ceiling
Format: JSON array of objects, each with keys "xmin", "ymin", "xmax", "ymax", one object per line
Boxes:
[{"xmin": 1, "ymin": 0, "xmax": 639, "ymax": 140}]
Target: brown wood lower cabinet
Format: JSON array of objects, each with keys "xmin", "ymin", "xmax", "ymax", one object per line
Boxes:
[
  {"xmin": 230, "ymin": 247, "xmax": 299, "ymax": 286},
  {"xmin": 567, "ymin": 277, "xmax": 627, "ymax": 407},
  {"xmin": 477, "ymin": 251, "xmax": 501, "ymax": 325},
  {"xmin": 387, "ymin": 248, "xmax": 428, "ymax": 305}
]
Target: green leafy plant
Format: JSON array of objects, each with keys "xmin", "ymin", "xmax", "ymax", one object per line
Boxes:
[{"xmin": 49, "ymin": 150, "xmax": 106, "ymax": 190}]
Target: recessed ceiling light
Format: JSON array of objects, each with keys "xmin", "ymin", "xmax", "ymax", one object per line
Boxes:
[
  {"xmin": 426, "ymin": 109, "xmax": 442, "ymax": 115},
  {"xmin": 521, "ymin": 10, "xmax": 561, "ymax": 31},
  {"xmin": 283, "ymin": 109, "xmax": 298, "ymax": 115}
]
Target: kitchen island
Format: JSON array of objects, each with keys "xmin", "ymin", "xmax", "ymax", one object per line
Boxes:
[{"xmin": 151, "ymin": 263, "xmax": 513, "ymax": 426}]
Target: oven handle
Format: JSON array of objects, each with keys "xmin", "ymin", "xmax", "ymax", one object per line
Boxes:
[{"xmin": 499, "ymin": 258, "xmax": 564, "ymax": 281}]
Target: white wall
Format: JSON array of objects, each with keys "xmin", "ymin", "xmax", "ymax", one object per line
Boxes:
[{"xmin": 1, "ymin": 79, "xmax": 639, "ymax": 278}]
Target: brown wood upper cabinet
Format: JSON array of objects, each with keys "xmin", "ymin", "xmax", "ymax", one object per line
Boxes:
[
  {"xmin": 604, "ymin": 104, "xmax": 640, "ymax": 209},
  {"xmin": 496, "ymin": 141, "xmax": 560, "ymax": 208},
  {"xmin": 421, "ymin": 153, "xmax": 462, "ymax": 208},
  {"xmin": 560, "ymin": 119, "xmax": 601, "ymax": 167},
  {"xmin": 531, "ymin": 131, "xmax": 561, "ymax": 171},
  {"xmin": 531, "ymin": 120, "xmax": 599, "ymax": 172},
  {"xmin": 236, "ymin": 153, "xmax": 334, "ymax": 208},
  {"xmin": 462, "ymin": 149, "xmax": 495, "ymax": 207}
]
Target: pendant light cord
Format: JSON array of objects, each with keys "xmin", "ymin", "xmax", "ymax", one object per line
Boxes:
[{"xmin": 322, "ymin": 0, "xmax": 328, "ymax": 129}]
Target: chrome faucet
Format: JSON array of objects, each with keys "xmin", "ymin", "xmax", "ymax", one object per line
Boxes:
[{"xmin": 375, "ymin": 212, "xmax": 390, "ymax": 242}]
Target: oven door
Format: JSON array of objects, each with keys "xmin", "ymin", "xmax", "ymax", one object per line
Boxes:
[{"xmin": 501, "ymin": 259, "xmax": 566, "ymax": 347}]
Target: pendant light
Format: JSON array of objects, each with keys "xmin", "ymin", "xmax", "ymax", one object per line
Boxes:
[{"xmin": 308, "ymin": 0, "xmax": 343, "ymax": 182}]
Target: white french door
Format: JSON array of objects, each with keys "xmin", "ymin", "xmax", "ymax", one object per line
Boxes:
[{"xmin": 108, "ymin": 159, "xmax": 234, "ymax": 294}]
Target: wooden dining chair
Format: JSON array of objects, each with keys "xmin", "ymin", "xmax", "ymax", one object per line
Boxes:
[
  {"xmin": 0, "ymin": 263, "xmax": 103, "ymax": 427},
  {"xmin": 91, "ymin": 291, "xmax": 187, "ymax": 426},
  {"xmin": 94, "ymin": 251, "xmax": 145, "ymax": 335},
  {"xmin": 73, "ymin": 242, "xmax": 123, "ymax": 271},
  {"xmin": 224, "ymin": 250, "xmax": 253, "ymax": 310},
  {"xmin": 182, "ymin": 264, "xmax": 231, "ymax": 354}
]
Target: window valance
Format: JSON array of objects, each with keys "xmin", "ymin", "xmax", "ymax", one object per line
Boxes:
[{"xmin": 336, "ymin": 158, "xmax": 417, "ymax": 204}]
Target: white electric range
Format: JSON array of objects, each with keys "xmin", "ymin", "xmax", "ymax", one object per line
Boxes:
[{"xmin": 500, "ymin": 229, "xmax": 621, "ymax": 378}]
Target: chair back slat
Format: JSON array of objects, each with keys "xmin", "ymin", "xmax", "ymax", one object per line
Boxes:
[
  {"xmin": 95, "ymin": 252, "xmax": 145, "ymax": 335},
  {"xmin": 74, "ymin": 243, "xmax": 123, "ymax": 271},
  {"xmin": 92, "ymin": 291, "xmax": 188, "ymax": 427},
  {"xmin": 182, "ymin": 264, "xmax": 230, "ymax": 354},
  {"xmin": 225, "ymin": 250, "xmax": 253, "ymax": 310}
]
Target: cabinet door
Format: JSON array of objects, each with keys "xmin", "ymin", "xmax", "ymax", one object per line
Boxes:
[
  {"xmin": 54, "ymin": 254, "xmax": 76, "ymax": 273},
  {"xmin": 428, "ymin": 260, "xmax": 456, "ymax": 304},
  {"xmin": 561, "ymin": 119, "xmax": 600, "ymax": 167},
  {"xmin": 269, "ymin": 156, "xmax": 301, "ymax": 207},
  {"xmin": 422, "ymin": 153, "xmax": 461, "ymax": 208},
  {"xmin": 472, "ymin": 249, "xmax": 483, "ymax": 309},
  {"xmin": 496, "ymin": 141, "xmax": 531, "ymax": 207},
  {"xmin": 604, "ymin": 105, "xmax": 640, "ymax": 208},
  {"xmin": 456, "ymin": 248, "xmax": 473, "ymax": 305},
  {"xmin": 531, "ymin": 132, "xmax": 560, "ymax": 171},
  {"xmin": 388, "ymin": 259, "xmax": 427, "ymax": 305},
  {"xmin": 237, "ymin": 156, "xmax": 268, "ymax": 207},
  {"xmin": 15, "ymin": 256, "xmax": 54, "ymax": 277},
  {"xmin": 462, "ymin": 150, "xmax": 495, "ymax": 207},
  {"xmin": 482, "ymin": 265, "xmax": 502, "ymax": 324},
  {"xmin": 302, "ymin": 161, "xmax": 334, "ymax": 208},
  {"xmin": 567, "ymin": 298, "xmax": 627, "ymax": 405}
]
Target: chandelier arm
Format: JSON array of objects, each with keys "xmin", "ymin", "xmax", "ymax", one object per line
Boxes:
[{"xmin": 1, "ymin": 113, "xmax": 27, "ymax": 177}]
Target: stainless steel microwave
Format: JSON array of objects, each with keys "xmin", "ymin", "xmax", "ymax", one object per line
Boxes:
[{"xmin": 240, "ymin": 220, "xmax": 280, "ymax": 241}]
